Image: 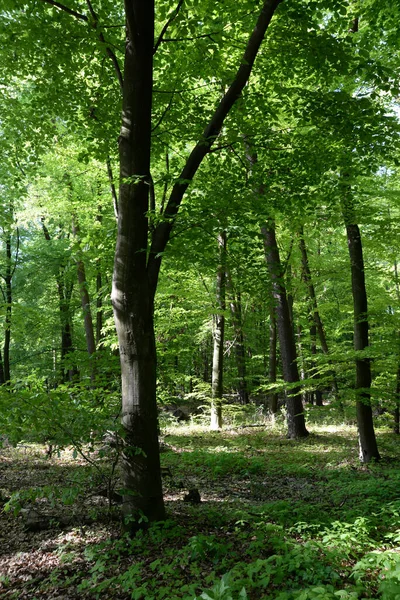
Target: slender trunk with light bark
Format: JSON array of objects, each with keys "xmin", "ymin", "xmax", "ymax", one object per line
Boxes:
[
  {"xmin": 226, "ymin": 273, "xmax": 249, "ymax": 405},
  {"xmin": 211, "ymin": 232, "xmax": 226, "ymax": 430},
  {"xmin": 268, "ymin": 305, "xmax": 278, "ymax": 413},
  {"xmin": 3, "ymin": 234, "xmax": 12, "ymax": 383}
]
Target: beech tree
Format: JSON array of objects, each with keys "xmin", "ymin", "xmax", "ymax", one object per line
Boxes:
[{"xmin": 2, "ymin": 0, "xmax": 400, "ymax": 524}]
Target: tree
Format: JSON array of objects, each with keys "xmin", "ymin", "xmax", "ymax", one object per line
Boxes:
[
  {"xmin": 210, "ymin": 232, "xmax": 226, "ymax": 430},
  {"xmin": 111, "ymin": 0, "xmax": 283, "ymax": 524},
  {"xmin": 262, "ymin": 220, "xmax": 309, "ymax": 438}
]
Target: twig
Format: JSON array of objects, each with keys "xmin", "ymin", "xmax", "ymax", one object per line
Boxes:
[
  {"xmin": 154, "ymin": 0, "xmax": 185, "ymax": 54},
  {"xmin": 41, "ymin": 0, "xmax": 88, "ymax": 22}
]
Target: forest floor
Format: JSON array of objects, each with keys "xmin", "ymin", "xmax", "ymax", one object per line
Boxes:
[{"xmin": 1, "ymin": 407, "xmax": 400, "ymax": 600}]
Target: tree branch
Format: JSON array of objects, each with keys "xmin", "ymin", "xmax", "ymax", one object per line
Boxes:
[
  {"xmin": 85, "ymin": 0, "xmax": 124, "ymax": 90},
  {"xmin": 106, "ymin": 156, "xmax": 119, "ymax": 219},
  {"xmin": 151, "ymin": 94, "xmax": 174, "ymax": 133},
  {"xmin": 148, "ymin": 0, "xmax": 283, "ymax": 294},
  {"xmin": 41, "ymin": 0, "xmax": 88, "ymax": 22},
  {"xmin": 153, "ymin": 0, "xmax": 185, "ymax": 54},
  {"xmin": 160, "ymin": 32, "xmax": 220, "ymax": 43}
]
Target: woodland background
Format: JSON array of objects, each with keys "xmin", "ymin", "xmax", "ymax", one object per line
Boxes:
[{"xmin": 0, "ymin": 1, "xmax": 400, "ymax": 598}]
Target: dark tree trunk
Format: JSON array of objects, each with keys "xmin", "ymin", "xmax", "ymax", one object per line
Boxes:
[
  {"xmin": 111, "ymin": 1, "xmax": 165, "ymax": 525},
  {"xmin": 42, "ymin": 220, "xmax": 76, "ymax": 382},
  {"xmin": 226, "ymin": 273, "xmax": 249, "ymax": 405},
  {"xmin": 109, "ymin": 0, "xmax": 282, "ymax": 525},
  {"xmin": 342, "ymin": 187, "xmax": 380, "ymax": 463},
  {"xmin": 261, "ymin": 221, "xmax": 308, "ymax": 439},
  {"xmin": 211, "ymin": 232, "xmax": 227, "ymax": 429}
]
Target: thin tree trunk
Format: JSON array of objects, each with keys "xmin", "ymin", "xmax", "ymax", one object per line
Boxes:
[
  {"xmin": 3, "ymin": 234, "xmax": 12, "ymax": 383},
  {"xmin": 96, "ymin": 270, "xmax": 103, "ymax": 347},
  {"xmin": 261, "ymin": 221, "xmax": 308, "ymax": 439},
  {"xmin": 341, "ymin": 182, "xmax": 380, "ymax": 462},
  {"xmin": 211, "ymin": 232, "xmax": 227, "ymax": 430},
  {"xmin": 42, "ymin": 220, "xmax": 76, "ymax": 382},
  {"xmin": 392, "ymin": 258, "xmax": 400, "ymax": 434},
  {"xmin": 72, "ymin": 216, "xmax": 96, "ymax": 357},
  {"xmin": 298, "ymin": 225, "xmax": 339, "ymax": 399},
  {"xmin": 268, "ymin": 304, "xmax": 278, "ymax": 413},
  {"xmin": 394, "ymin": 360, "xmax": 400, "ymax": 435},
  {"xmin": 226, "ymin": 272, "xmax": 249, "ymax": 404}
]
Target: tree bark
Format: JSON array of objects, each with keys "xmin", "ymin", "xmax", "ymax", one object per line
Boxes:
[
  {"xmin": 298, "ymin": 225, "xmax": 339, "ymax": 399},
  {"xmin": 261, "ymin": 221, "xmax": 308, "ymax": 438},
  {"xmin": 211, "ymin": 232, "xmax": 227, "ymax": 430},
  {"xmin": 110, "ymin": 0, "xmax": 282, "ymax": 525},
  {"xmin": 268, "ymin": 304, "xmax": 278, "ymax": 413},
  {"xmin": 341, "ymin": 185, "xmax": 380, "ymax": 462},
  {"xmin": 111, "ymin": 0, "xmax": 165, "ymax": 525},
  {"xmin": 226, "ymin": 272, "xmax": 249, "ymax": 404},
  {"xmin": 72, "ymin": 216, "xmax": 96, "ymax": 358},
  {"xmin": 3, "ymin": 233, "xmax": 12, "ymax": 383},
  {"xmin": 42, "ymin": 220, "xmax": 76, "ymax": 382}
]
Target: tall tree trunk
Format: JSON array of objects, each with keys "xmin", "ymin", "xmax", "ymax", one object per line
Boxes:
[
  {"xmin": 261, "ymin": 221, "xmax": 308, "ymax": 438},
  {"xmin": 394, "ymin": 360, "xmax": 400, "ymax": 435},
  {"xmin": 226, "ymin": 272, "xmax": 249, "ymax": 404},
  {"xmin": 109, "ymin": 0, "xmax": 281, "ymax": 525},
  {"xmin": 298, "ymin": 225, "xmax": 339, "ymax": 399},
  {"xmin": 42, "ymin": 220, "xmax": 76, "ymax": 382},
  {"xmin": 96, "ymin": 269, "xmax": 103, "ymax": 347},
  {"xmin": 341, "ymin": 183, "xmax": 380, "ymax": 462},
  {"xmin": 211, "ymin": 232, "xmax": 227, "ymax": 430},
  {"xmin": 111, "ymin": 0, "xmax": 165, "ymax": 525},
  {"xmin": 392, "ymin": 258, "xmax": 400, "ymax": 434},
  {"xmin": 310, "ymin": 322, "xmax": 323, "ymax": 406},
  {"xmin": 3, "ymin": 233, "xmax": 12, "ymax": 383},
  {"xmin": 95, "ymin": 206, "xmax": 104, "ymax": 348},
  {"xmin": 72, "ymin": 216, "xmax": 96, "ymax": 358},
  {"xmin": 0, "ymin": 348, "xmax": 5, "ymax": 385},
  {"xmin": 268, "ymin": 304, "xmax": 278, "ymax": 413}
]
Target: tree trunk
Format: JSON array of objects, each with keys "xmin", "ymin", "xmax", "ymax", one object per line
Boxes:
[
  {"xmin": 261, "ymin": 221, "xmax": 308, "ymax": 438},
  {"xmin": 298, "ymin": 225, "xmax": 339, "ymax": 399},
  {"xmin": 268, "ymin": 305, "xmax": 278, "ymax": 413},
  {"xmin": 110, "ymin": 0, "xmax": 282, "ymax": 526},
  {"xmin": 42, "ymin": 220, "xmax": 76, "ymax": 382},
  {"xmin": 394, "ymin": 360, "xmax": 400, "ymax": 435},
  {"xmin": 342, "ymin": 186, "xmax": 380, "ymax": 462},
  {"xmin": 3, "ymin": 233, "xmax": 12, "ymax": 383},
  {"xmin": 72, "ymin": 216, "xmax": 96, "ymax": 358},
  {"xmin": 226, "ymin": 273, "xmax": 249, "ymax": 404},
  {"xmin": 96, "ymin": 270, "xmax": 103, "ymax": 347},
  {"xmin": 111, "ymin": 1, "xmax": 165, "ymax": 526},
  {"xmin": 211, "ymin": 232, "xmax": 227, "ymax": 430},
  {"xmin": 392, "ymin": 259, "xmax": 400, "ymax": 433}
]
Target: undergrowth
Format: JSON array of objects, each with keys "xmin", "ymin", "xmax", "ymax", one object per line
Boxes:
[{"xmin": 2, "ymin": 406, "xmax": 400, "ymax": 599}]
